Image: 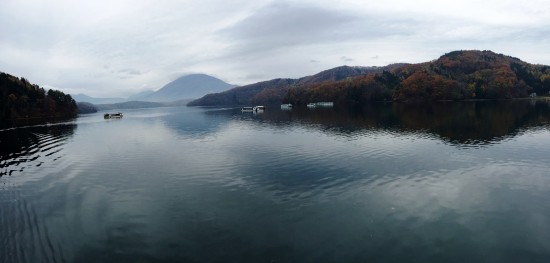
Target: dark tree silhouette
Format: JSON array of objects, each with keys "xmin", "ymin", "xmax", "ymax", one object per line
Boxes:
[{"xmin": 1, "ymin": 72, "xmax": 78, "ymax": 120}]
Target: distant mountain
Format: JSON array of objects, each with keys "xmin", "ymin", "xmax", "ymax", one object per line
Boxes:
[
  {"xmin": 72, "ymin": 74, "xmax": 234, "ymax": 105},
  {"xmin": 189, "ymin": 50, "xmax": 550, "ymax": 106},
  {"xmin": 127, "ymin": 90, "xmax": 155, "ymax": 101},
  {"xmin": 164, "ymin": 99, "xmax": 193, "ymax": 106},
  {"xmin": 187, "ymin": 65, "xmax": 392, "ymax": 106},
  {"xmin": 89, "ymin": 99, "xmax": 191, "ymax": 111},
  {"xmin": 95, "ymin": 101, "xmax": 165, "ymax": 111},
  {"xmin": 72, "ymin": 94, "xmax": 126, "ymax": 104},
  {"xmin": 145, "ymin": 74, "xmax": 236, "ymax": 102}
]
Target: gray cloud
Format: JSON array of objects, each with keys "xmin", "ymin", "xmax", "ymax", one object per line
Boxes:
[
  {"xmin": 222, "ymin": 3, "xmax": 356, "ymax": 44},
  {"xmin": 212, "ymin": 1, "xmax": 426, "ymax": 83},
  {"xmin": 118, "ymin": 68, "xmax": 144, "ymax": 76},
  {"xmin": 219, "ymin": 2, "xmax": 415, "ymax": 55}
]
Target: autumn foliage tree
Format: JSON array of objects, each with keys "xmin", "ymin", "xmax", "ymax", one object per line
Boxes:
[{"xmin": 284, "ymin": 50, "xmax": 547, "ymax": 105}]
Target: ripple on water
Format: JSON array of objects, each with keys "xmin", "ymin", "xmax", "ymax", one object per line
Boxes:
[
  {"xmin": 1, "ymin": 124, "xmax": 77, "ymax": 262},
  {"xmin": 1, "ymin": 128, "xmax": 72, "ymax": 180},
  {"xmin": 0, "ymin": 184, "xmax": 67, "ymax": 263}
]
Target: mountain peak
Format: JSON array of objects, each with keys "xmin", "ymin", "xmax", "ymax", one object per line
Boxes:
[
  {"xmin": 438, "ymin": 50, "xmax": 522, "ymax": 63},
  {"xmin": 145, "ymin": 74, "xmax": 236, "ymax": 102}
]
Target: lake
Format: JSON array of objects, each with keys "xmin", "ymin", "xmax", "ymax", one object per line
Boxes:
[{"xmin": 2, "ymin": 100, "xmax": 550, "ymax": 262}]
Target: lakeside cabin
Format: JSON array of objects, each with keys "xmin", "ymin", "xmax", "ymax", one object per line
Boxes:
[{"xmin": 104, "ymin": 112, "xmax": 123, "ymax": 119}]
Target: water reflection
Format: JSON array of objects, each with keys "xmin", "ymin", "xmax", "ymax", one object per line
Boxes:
[
  {"xmin": 0, "ymin": 122, "xmax": 76, "ymax": 178},
  {"xmin": 1, "ymin": 122, "xmax": 77, "ymax": 263},
  {"xmin": 1, "ymin": 102, "xmax": 550, "ymax": 262},
  {"xmin": 152, "ymin": 107, "xmax": 234, "ymax": 139},
  {"xmin": 242, "ymin": 100, "xmax": 550, "ymax": 146}
]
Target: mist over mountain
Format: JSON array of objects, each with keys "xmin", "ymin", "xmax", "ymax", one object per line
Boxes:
[
  {"xmin": 95, "ymin": 101, "xmax": 165, "ymax": 111},
  {"xmin": 72, "ymin": 94, "xmax": 126, "ymax": 104},
  {"xmin": 72, "ymin": 74, "xmax": 236, "ymax": 107},
  {"xmin": 127, "ymin": 90, "xmax": 155, "ymax": 101},
  {"xmin": 144, "ymin": 74, "xmax": 236, "ymax": 102}
]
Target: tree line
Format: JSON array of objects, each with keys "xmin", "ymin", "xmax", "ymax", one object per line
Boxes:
[{"xmin": 1, "ymin": 72, "xmax": 78, "ymax": 120}]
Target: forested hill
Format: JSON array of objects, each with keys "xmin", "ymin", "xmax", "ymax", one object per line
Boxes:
[
  {"xmin": 187, "ymin": 65, "xmax": 397, "ymax": 106},
  {"xmin": 189, "ymin": 50, "xmax": 550, "ymax": 106},
  {"xmin": 284, "ymin": 50, "xmax": 550, "ymax": 106},
  {"xmin": 1, "ymin": 72, "xmax": 78, "ymax": 120}
]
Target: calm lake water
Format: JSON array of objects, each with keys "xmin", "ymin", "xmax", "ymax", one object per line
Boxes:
[{"xmin": 2, "ymin": 101, "xmax": 550, "ymax": 262}]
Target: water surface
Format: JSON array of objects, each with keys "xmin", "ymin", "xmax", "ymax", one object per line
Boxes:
[{"xmin": 2, "ymin": 101, "xmax": 550, "ymax": 262}]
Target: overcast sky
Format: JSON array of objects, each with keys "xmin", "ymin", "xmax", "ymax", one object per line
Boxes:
[{"xmin": 1, "ymin": 0, "xmax": 550, "ymax": 97}]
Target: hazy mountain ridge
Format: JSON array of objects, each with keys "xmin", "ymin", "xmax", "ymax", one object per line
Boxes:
[
  {"xmin": 72, "ymin": 94, "xmax": 127, "ymax": 104},
  {"xmin": 144, "ymin": 74, "xmax": 236, "ymax": 102},
  {"xmin": 73, "ymin": 74, "xmax": 235, "ymax": 106},
  {"xmin": 95, "ymin": 101, "xmax": 166, "ymax": 111},
  {"xmin": 188, "ymin": 65, "xmax": 389, "ymax": 106},
  {"xmin": 127, "ymin": 90, "xmax": 155, "ymax": 101}
]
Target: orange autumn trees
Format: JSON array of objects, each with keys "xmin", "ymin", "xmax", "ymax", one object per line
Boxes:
[
  {"xmin": 284, "ymin": 72, "xmax": 398, "ymax": 107},
  {"xmin": 394, "ymin": 70, "xmax": 461, "ymax": 100},
  {"xmin": 284, "ymin": 50, "xmax": 547, "ymax": 105}
]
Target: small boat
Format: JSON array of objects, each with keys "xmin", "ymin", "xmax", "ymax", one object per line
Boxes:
[
  {"xmin": 242, "ymin": 106, "xmax": 265, "ymax": 112},
  {"xmin": 281, "ymin": 104, "xmax": 293, "ymax": 109},
  {"xmin": 104, "ymin": 112, "xmax": 123, "ymax": 119},
  {"xmin": 316, "ymin": 102, "xmax": 334, "ymax": 107},
  {"xmin": 307, "ymin": 103, "xmax": 316, "ymax": 108}
]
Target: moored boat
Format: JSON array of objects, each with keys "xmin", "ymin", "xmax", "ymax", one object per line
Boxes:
[
  {"xmin": 242, "ymin": 106, "xmax": 265, "ymax": 112},
  {"xmin": 281, "ymin": 104, "xmax": 292, "ymax": 109},
  {"xmin": 316, "ymin": 102, "xmax": 334, "ymax": 107},
  {"xmin": 104, "ymin": 112, "xmax": 123, "ymax": 119}
]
